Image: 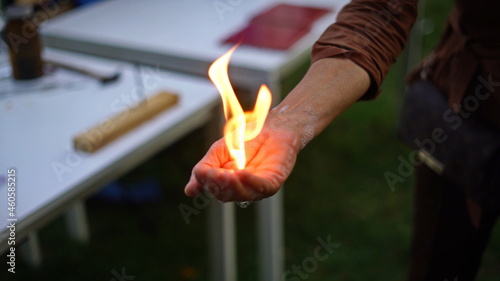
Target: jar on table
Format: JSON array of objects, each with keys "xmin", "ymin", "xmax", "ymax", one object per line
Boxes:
[{"xmin": 1, "ymin": 4, "xmax": 43, "ymax": 80}]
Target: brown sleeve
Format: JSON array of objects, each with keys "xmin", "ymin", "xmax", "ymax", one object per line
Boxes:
[{"xmin": 311, "ymin": 0, "xmax": 418, "ymax": 100}]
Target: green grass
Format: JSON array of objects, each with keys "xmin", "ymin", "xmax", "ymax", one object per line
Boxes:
[{"xmin": 2, "ymin": 1, "xmax": 500, "ymax": 280}]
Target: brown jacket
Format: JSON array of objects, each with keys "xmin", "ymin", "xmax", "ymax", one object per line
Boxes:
[{"xmin": 311, "ymin": 0, "xmax": 500, "ymax": 125}]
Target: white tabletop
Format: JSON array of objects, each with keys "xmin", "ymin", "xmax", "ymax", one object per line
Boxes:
[
  {"xmin": 41, "ymin": 0, "xmax": 349, "ymax": 87},
  {"xmin": 0, "ymin": 49, "xmax": 219, "ymax": 251}
]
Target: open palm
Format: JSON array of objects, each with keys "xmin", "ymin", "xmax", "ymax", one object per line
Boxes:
[{"xmin": 184, "ymin": 121, "xmax": 300, "ymax": 202}]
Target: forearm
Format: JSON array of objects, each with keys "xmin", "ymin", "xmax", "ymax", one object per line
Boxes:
[
  {"xmin": 185, "ymin": 58, "xmax": 370, "ymax": 200},
  {"xmin": 312, "ymin": 0, "xmax": 418, "ymax": 99},
  {"xmin": 268, "ymin": 57, "xmax": 370, "ymax": 150}
]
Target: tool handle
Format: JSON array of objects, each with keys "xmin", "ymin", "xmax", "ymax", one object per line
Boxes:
[{"xmin": 73, "ymin": 92, "xmax": 179, "ymax": 153}]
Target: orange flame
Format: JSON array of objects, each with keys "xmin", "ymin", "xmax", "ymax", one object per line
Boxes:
[{"xmin": 209, "ymin": 46, "xmax": 272, "ymax": 169}]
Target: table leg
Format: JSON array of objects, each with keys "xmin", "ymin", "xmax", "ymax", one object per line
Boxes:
[
  {"xmin": 209, "ymin": 200, "xmax": 237, "ymax": 281},
  {"xmin": 19, "ymin": 232, "xmax": 42, "ymax": 268},
  {"xmin": 257, "ymin": 189, "xmax": 284, "ymax": 281},
  {"xmin": 205, "ymin": 105, "xmax": 237, "ymax": 281},
  {"xmin": 65, "ymin": 200, "xmax": 90, "ymax": 243},
  {"xmin": 255, "ymin": 78, "xmax": 284, "ymax": 281}
]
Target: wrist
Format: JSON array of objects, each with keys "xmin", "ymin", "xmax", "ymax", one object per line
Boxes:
[
  {"xmin": 266, "ymin": 107, "xmax": 312, "ymax": 152},
  {"xmin": 265, "ymin": 57, "xmax": 370, "ymax": 150}
]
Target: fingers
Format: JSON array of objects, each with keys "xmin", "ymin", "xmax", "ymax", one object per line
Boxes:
[
  {"xmin": 184, "ymin": 139, "xmax": 227, "ymax": 196},
  {"xmin": 236, "ymin": 169, "xmax": 279, "ymax": 196},
  {"xmin": 184, "ymin": 171, "xmax": 202, "ymax": 197},
  {"xmin": 186, "ymin": 165, "xmax": 285, "ymax": 202},
  {"xmin": 183, "ymin": 130, "xmax": 290, "ymax": 202},
  {"xmin": 197, "ymin": 168, "xmax": 257, "ymax": 202},
  {"xmin": 185, "ymin": 165, "xmax": 279, "ymax": 202}
]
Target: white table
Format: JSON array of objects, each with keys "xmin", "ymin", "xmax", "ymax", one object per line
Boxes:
[
  {"xmin": 0, "ymin": 49, "xmax": 222, "ymax": 269},
  {"xmin": 41, "ymin": 0, "xmax": 348, "ymax": 91},
  {"xmin": 40, "ymin": 1, "xmax": 349, "ymax": 280}
]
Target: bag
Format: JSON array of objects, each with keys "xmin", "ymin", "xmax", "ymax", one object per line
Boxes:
[{"xmin": 398, "ymin": 80, "xmax": 500, "ymax": 211}]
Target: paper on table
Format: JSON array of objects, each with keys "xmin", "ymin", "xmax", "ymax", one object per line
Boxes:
[
  {"xmin": 223, "ymin": 3, "xmax": 332, "ymax": 50},
  {"xmin": 249, "ymin": 4, "xmax": 332, "ymax": 29}
]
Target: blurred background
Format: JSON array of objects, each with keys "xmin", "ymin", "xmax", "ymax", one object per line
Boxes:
[{"xmin": 1, "ymin": 0, "xmax": 499, "ymax": 280}]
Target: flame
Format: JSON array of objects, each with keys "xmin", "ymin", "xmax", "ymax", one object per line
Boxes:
[{"xmin": 209, "ymin": 46, "xmax": 272, "ymax": 169}]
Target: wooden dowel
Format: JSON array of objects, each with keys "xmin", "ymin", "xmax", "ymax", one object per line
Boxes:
[{"xmin": 73, "ymin": 92, "xmax": 179, "ymax": 153}]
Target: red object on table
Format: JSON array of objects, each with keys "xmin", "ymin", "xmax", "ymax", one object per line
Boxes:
[
  {"xmin": 250, "ymin": 4, "xmax": 332, "ymax": 29},
  {"xmin": 223, "ymin": 4, "xmax": 332, "ymax": 50}
]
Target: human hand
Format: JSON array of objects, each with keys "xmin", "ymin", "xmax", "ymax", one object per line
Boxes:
[
  {"xmin": 184, "ymin": 57, "xmax": 371, "ymax": 202},
  {"xmin": 184, "ymin": 113, "xmax": 301, "ymax": 202}
]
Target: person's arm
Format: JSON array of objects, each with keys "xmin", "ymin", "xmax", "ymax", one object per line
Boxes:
[
  {"xmin": 185, "ymin": 0, "xmax": 418, "ymax": 202},
  {"xmin": 312, "ymin": 0, "xmax": 418, "ymax": 99},
  {"xmin": 270, "ymin": 58, "xmax": 370, "ymax": 148},
  {"xmin": 184, "ymin": 57, "xmax": 369, "ymax": 202}
]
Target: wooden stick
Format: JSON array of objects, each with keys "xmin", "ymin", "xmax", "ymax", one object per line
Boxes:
[{"xmin": 73, "ymin": 92, "xmax": 178, "ymax": 153}]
